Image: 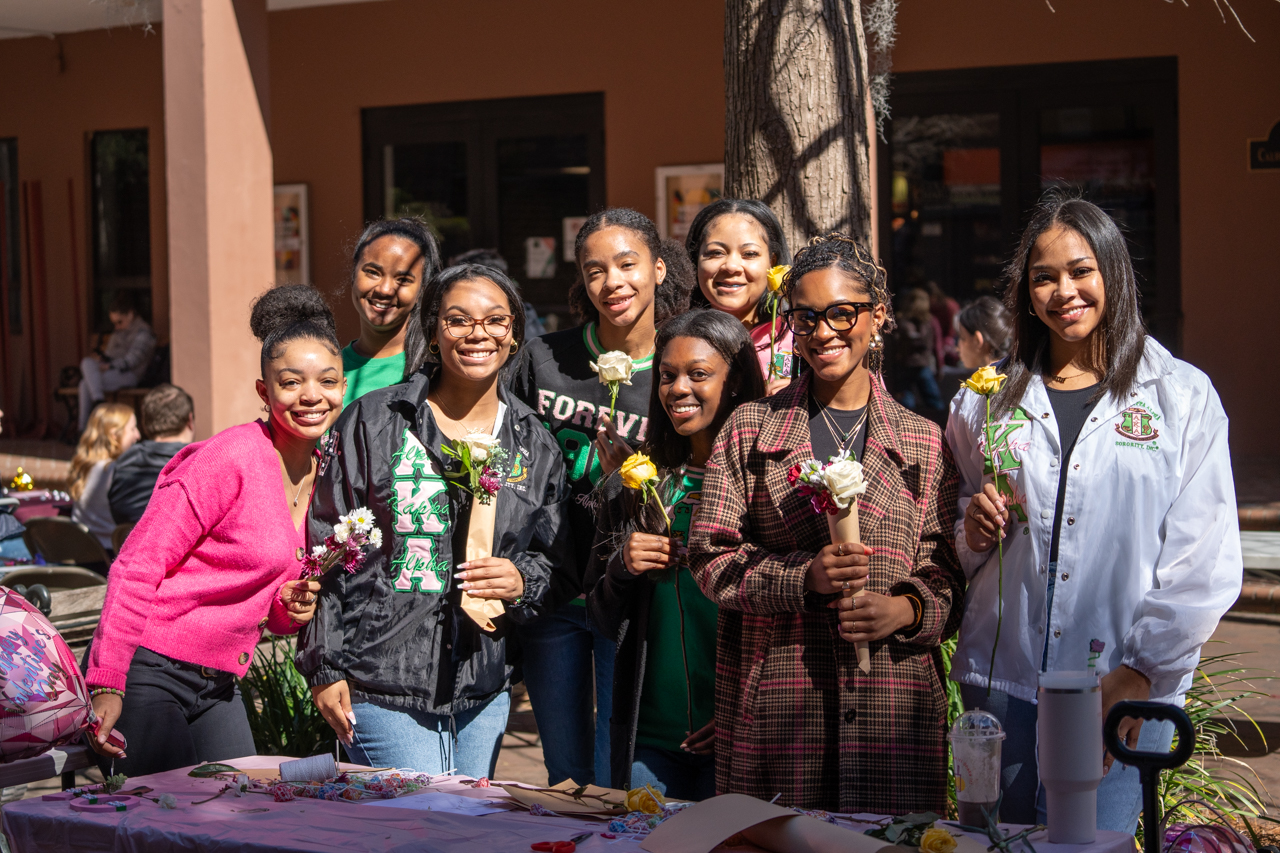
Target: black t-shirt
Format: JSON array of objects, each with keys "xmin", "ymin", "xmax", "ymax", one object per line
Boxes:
[
  {"xmin": 806, "ymin": 394, "xmax": 869, "ymax": 464},
  {"xmin": 1046, "ymin": 384, "xmax": 1100, "ymax": 563},
  {"xmin": 512, "ymin": 323, "xmax": 655, "ymax": 590}
]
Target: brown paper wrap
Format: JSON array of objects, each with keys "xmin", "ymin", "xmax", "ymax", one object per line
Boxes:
[
  {"xmin": 827, "ymin": 505, "xmax": 871, "ymax": 673},
  {"xmin": 460, "ymin": 496, "xmax": 506, "ymax": 632}
]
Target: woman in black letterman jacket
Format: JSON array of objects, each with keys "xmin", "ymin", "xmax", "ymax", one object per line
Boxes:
[{"xmin": 297, "ymin": 263, "xmax": 571, "ymax": 778}]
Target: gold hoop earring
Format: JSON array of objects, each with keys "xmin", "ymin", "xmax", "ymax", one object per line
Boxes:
[
  {"xmin": 428, "ymin": 340, "xmax": 440, "ymax": 355},
  {"xmin": 1028, "ymin": 304, "xmax": 1036, "ymax": 316},
  {"xmin": 509, "ymin": 341, "xmax": 519, "ymax": 354},
  {"xmin": 261, "ymin": 405, "xmax": 269, "ymax": 413}
]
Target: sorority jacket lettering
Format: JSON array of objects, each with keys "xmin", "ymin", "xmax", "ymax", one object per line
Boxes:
[{"xmin": 296, "ymin": 368, "xmax": 573, "ymax": 716}]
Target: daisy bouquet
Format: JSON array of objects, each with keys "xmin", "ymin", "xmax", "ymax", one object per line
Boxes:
[
  {"xmin": 788, "ymin": 451, "xmax": 872, "ymax": 672},
  {"xmin": 301, "ymin": 507, "xmax": 381, "ymax": 579}
]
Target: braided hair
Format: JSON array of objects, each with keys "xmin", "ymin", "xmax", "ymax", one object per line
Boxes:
[{"xmin": 781, "ymin": 233, "xmax": 894, "ymax": 374}]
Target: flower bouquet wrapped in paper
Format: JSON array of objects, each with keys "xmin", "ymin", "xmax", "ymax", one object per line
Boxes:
[
  {"xmin": 443, "ymin": 431, "xmax": 510, "ymax": 632},
  {"xmin": 788, "ymin": 451, "xmax": 872, "ymax": 672}
]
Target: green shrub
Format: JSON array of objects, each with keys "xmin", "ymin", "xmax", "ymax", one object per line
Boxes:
[{"xmin": 239, "ymin": 635, "xmax": 334, "ymax": 758}]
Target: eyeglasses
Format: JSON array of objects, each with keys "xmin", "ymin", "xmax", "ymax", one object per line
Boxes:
[
  {"xmin": 783, "ymin": 302, "xmax": 875, "ymax": 336},
  {"xmin": 441, "ymin": 314, "xmax": 514, "ymax": 338}
]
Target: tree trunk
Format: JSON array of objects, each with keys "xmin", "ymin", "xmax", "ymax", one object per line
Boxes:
[{"xmin": 725, "ymin": 0, "xmax": 875, "ymax": 252}]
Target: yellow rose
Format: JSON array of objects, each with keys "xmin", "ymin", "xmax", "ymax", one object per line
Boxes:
[
  {"xmin": 625, "ymin": 784, "xmax": 665, "ymax": 814},
  {"xmin": 619, "ymin": 453, "xmax": 658, "ymax": 491},
  {"xmin": 962, "ymin": 365, "xmax": 1008, "ymax": 397},
  {"xmin": 766, "ymin": 265, "xmax": 790, "ymax": 293},
  {"xmin": 919, "ymin": 827, "xmax": 958, "ymax": 853}
]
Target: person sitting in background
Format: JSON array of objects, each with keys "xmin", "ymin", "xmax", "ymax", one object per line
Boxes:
[
  {"xmin": 78, "ymin": 292, "xmax": 156, "ymax": 431},
  {"xmin": 70, "ymin": 403, "xmax": 140, "ymax": 552},
  {"xmin": 109, "ymin": 384, "xmax": 195, "ymax": 525},
  {"xmin": 0, "ymin": 409, "xmax": 33, "ymax": 565},
  {"xmin": 956, "ymin": 295, "xmax": 1014, "ymax": 369}
]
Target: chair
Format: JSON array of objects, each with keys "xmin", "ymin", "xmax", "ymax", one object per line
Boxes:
[
  {"xmin": 21, "ymin": 517, "xmax": 111, "ymax": 568},
  {"xmin": 111, "ymin": 522, "xmax": 135, "ymax": 554}
]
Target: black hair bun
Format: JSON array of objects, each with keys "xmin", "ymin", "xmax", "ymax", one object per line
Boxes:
[{"xmin": 250, "ymin": 285, "xmax": 337, "ymax": 343}]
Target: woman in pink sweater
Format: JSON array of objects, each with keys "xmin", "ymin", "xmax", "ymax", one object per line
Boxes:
[{"xmin": 86, "ymin": 285, "xmax": 341, "ymax": 776}]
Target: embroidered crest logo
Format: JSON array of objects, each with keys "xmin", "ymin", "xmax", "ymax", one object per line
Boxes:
[{"xmin": 1115, "ymin": 406, "xmax": 1159, "ymax": 442}]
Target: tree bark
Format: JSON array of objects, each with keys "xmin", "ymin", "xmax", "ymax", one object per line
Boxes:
[{"xmin": 725, "ymin": 0, "xmax": 875, "ymax": 252}]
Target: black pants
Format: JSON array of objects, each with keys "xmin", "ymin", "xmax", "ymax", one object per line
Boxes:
[{"xmin": 94, "ymin": 647, "xmax": 256, "ymax": 778}]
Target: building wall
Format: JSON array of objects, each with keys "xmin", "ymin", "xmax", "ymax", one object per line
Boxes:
[
  {"xmin": 893, "ymin": 0, "xmax": 1280, "ymax": 454},
  {"xmin": 267, "ymin": 0, "xmax": 727, "ymax": 344},
  {"xmin": 0, "ymin": 28, "xmax": 168, "ymax": 431}
]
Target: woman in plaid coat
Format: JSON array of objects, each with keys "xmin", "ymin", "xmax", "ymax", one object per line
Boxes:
[{"xmin": 689, "ymin": 234, "xmax": 964, "ymax": 814}]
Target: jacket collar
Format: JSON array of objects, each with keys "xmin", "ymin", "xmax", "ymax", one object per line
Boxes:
[
  {"xmin": 758, "ymin": 371, "xmax": 905, "ymax": 468},
  {"xmin": 384, "ymin": 366, "xmax": 520, "ymax": 437}
]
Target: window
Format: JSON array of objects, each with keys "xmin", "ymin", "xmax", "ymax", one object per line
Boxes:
[
  {"xmin": 90, "ymin": 129, "xmax": 151, "ymax": 332},
  {"xmin": 364, "ymin": 94, "xmax": 605, "ymax": 314},
  {"xmin": 882, "ymin": 58, "xmax": 1180, "ymax": 348}
]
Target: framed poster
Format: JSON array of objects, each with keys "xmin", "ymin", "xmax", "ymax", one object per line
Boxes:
[
  {"xmin": 274, "ymin": 183, "xmax": 310, "ymax": 285},
  {"xmin": 655, "ymin": 164, "xmax": 724, "ymax": 241}
]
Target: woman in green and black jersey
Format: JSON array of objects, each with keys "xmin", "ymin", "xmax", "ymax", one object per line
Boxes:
[{"xmin": 512, "ymin": 208, "xmax": 692, "ymax": 786}]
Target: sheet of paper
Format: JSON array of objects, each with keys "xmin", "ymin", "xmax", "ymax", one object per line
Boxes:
[{"xmin": 359, "ymin": 791, "xmax": 507, "ymax": 816}]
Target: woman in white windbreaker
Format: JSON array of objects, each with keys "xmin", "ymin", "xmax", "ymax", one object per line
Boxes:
[{"xmin": 946, "ymin": 189, "xmax": 1241, "ymax": 832}]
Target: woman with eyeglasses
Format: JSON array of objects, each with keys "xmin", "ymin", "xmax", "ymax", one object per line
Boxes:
[
  {"xmin": 688, "ymin": 233, "xmax": 965, "ymax": 813},
  {"xmin": 298, "ymin": 263, "xmax": 570, "ymax": 777}
]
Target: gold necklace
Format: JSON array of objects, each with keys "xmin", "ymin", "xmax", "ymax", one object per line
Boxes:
[
  {"xmin": 816, "ymin": 397, "xmax": 869, "ymax": 456},
  {"xmin": 430, "ymin": 396, "xmax": 497, "ymax": 434},
  {"xmin": 1045, "ymin": 369, "xmax": 1092, "ymax": 384},
  {"xmin": 290, "ymin": 459, "xmax": 315, "ymax": 507}
]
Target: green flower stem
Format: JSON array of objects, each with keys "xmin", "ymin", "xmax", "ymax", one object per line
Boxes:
[
  {"xmin": 768, "ymin": 298, "xmax": 779, "ymax": 379},
  {"xmin": 608, "ymin": 383, "xmax": 620, "ymax": 421},
  {"xmin": 649, "ymin": 477, "xmax": 692, "ymax": 738},
  {"xmin": 985, "ymin": 394, "xmax": 1004, "ymax": 698}
]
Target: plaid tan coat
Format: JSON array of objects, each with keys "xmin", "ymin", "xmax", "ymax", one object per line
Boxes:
[{"xmin": 689, "ymin": 373, "xmax": 963, "ymax": 814}]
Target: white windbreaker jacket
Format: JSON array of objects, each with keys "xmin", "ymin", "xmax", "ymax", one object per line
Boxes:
[{"xmin": 946, "ymin": 338, "xmax": 1242, "ymax": 705}]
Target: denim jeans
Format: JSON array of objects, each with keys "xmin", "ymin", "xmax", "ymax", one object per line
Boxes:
[
  {"xmin": 518, "ymin": 601, "xmax": 614, "ymax": 786},
  {"xmin": 97, "ymin": 646, "xmax": 257, "ymax": 779},
  {"xmin": 961, "ymin": 684, "xmax": 1175, "ymax": 832},
  {"xmin": 345, "ymin": 690, "xmax": 511, "ymax": 779},
  {"xmin": 631, "ymin": 745, "xmax": 716, "ymax": 801}
]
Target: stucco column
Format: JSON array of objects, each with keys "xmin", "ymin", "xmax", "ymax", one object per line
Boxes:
[{"xmin": 163, "ymin": 0, "xmax": 272, "ymax": 438}]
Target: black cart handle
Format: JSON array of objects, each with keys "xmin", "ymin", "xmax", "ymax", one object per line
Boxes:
[{"xmin": 1103, "ymin": 700, "xmax": 1195, "ymax": 770}]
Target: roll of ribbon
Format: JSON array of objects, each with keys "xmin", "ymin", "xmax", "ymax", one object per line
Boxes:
[{"xmin": 279, "ymin": 754, "xmax": 338, "ymax": 783}]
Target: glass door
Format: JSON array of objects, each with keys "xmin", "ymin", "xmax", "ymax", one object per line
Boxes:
[{"xmin": 364, "ymin": 94, "xmax": 605, "ymax": 317}]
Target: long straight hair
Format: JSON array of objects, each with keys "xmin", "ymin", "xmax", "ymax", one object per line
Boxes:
[
  {"xmin": 623, "ymin": 310, "xmax": 765, "ymax": 535},
  {"xmin": 684, "ymin": 198, "xmax": 792, "ymax": 321},
  {"xmin": 993, "ymin": 189, "xmax": 1146, "ymax": 417}
]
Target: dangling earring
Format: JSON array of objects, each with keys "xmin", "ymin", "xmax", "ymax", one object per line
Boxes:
[
  {"xmin": 869, "ymin": 331, "xmax": 884, "ymax": 351},
  {"xmin": 428, "ymin": 340, "xmax": 440, "ymax": 355},
  {"xmin": 509, "ymin": 341, "xmax": 519, "ymax": 354}
]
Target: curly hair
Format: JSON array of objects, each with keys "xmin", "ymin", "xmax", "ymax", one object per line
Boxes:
[
  {"xmin": 782, "ymin": 233, "xmax": 895, "ymax": 373},
  {"xmin": 250, "ymin": 285, "xmax": 341, "ymax": 377},
  {"xmin": 69, "ymin": 403, "xmax": 134, "ymax": 501},
  {"xmin": 567, "ymin": 208, "xmax": 693, "ymax": 325}
]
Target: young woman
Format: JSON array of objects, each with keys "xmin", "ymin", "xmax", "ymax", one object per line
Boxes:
[
  {"xmin": 85, "ymin": 285, "xmax": 333, "ymax": 776},
  {"xmin": 689, "ymin": 234, "xmax": 964, "ymax": 814},
  {"xmin": 70, "ymin": 403, "xmax": 140, "ymax": 551},
  {"xmin": 947, "ymin": 191, "xmax": 1242, "ymax": 831},
  {"xmin": 77, "ymin": 291, "xmax": 156, "ymax": 431},
  {"xmin": 955, "ymin": 295, "xmax": 1014, "ymax": 369},
  {"xmin": 511, "ymin": 208, "xmax": 692, "ymax": 786},
  {"xmin": 343, "ymin": 218, "xmax": 441, "ymax": 405},
  {"xmin": 300, "ymin": 264, "xmax": 569, "ymax": 779},
  {"xmin": 586, "ymin": 310, "xmax": 765, "ymax": 800},
  {"xmin": 684, "ymin": 199, "xmax": 793, "ymax": 393}
]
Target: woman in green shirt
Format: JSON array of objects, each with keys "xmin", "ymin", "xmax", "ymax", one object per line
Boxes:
[
  {"xmin": 585, "ymin": 309, "xmax": 765, "ymax": 799},
  {"xmin": 342, "ymin": 219, "xmax": 441, "ymax": 405}
]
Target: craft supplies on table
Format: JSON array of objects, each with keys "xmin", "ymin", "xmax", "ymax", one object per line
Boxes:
[{"xmin": 0, "ymin": 755, "xmax": 1141, "ymax": 853}]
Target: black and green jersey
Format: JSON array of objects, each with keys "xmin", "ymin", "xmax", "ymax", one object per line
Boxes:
[{"xmin": 512, "ymin": 322, "xmax": 654, "ymax": 590}]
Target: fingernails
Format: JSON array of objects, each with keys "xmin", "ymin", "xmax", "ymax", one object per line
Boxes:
[
  {"xmin": 346, "ymin": 712, "xmax": 357, "ymax": 727},
  {"xmin": 459, "ymin": 583, "xmax": 471, "ymax": 590},
  {"xmin": 453, "ymin": 572, "xmax": 468, "ymax": 579},
  {"xmin": 865, "ymin": 546, "xmax": 875, "ymax": 555}
]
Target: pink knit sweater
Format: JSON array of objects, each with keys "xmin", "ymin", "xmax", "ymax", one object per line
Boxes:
[{"xmin": 87, "ymin": 421, "xmax": 304, "ymax": 692}]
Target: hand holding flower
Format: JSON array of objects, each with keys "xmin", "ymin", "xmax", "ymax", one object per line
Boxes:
[
  {"xmin": 804, "ymin": 541, "xmax": 872, "ymax": 595},
  {"xmin": 828, "ymin": 590, "xmax": 914, "ymax": 642},
  {"xmin": 455, "ymin": 557, "xmax": 524, "ymax": 602},
  {"xmin": 280, "ymin": 579, "xmax": 322, "ymax": 625},
  {"xmin": 681, "ymin": 719, "xmax": 716, "ymax": 755},
  {"xmin": 963, "ymin": 481, "xmax": 1010, "ymax": 552},
  {"xmin": 590, "ymin": 350, "xmax": 634, "ymax": 419},
  {"xmin": 594, "ymin": 416, "xmax": 634, "ymax": 476},
  {"xmin": 622, "ymin": 532, "xmax": 674, "ymax": 575}
]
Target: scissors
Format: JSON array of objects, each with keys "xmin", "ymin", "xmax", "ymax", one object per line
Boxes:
[{"xmin": 531, "ymin": 831, "xmax": 593, "ymax": 853}]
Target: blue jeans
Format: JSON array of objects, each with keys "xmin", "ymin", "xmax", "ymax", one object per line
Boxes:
[
  {"xmin": 961, "ymin": 684, "xmax": 1175, "ymax": 832},
  {"xmin": 899, "ymin": 366, "xmax": 944, "ymax": 411},
  {"xmin": 518, "ymin": 601, "xmax": 614, "ymax": 786},
  {"xmin": 345, "ymin": 690, "xmax": 511, "ymax": 779},
  {"xmin": 632, "ymin": 745, "xmax": 716, "ymax": 801}
]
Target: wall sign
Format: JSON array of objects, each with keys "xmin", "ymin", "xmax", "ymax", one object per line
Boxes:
[{"xmin": 1249, "ymin": 121, "xmax": 1280, "ymax": 171}]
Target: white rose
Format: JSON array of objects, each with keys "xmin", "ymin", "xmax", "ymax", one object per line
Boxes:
[
  {"xmin": 311, "ymin": 545, "xmax": 328, "ymax": 559},
  {"xmin": 461, "ymin": 432, "xmax": 500, "ymax": 465},
  {"xmin": 332, "ymin": 521, "xmax": 351, "ymax": 543},
  {"xmin": 590, "ymin": 351, "xmax": 634, "ymax": 385},
  {"xmin": 821, "ymin": 458, "xmax": 867, "ymax": 510}
]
